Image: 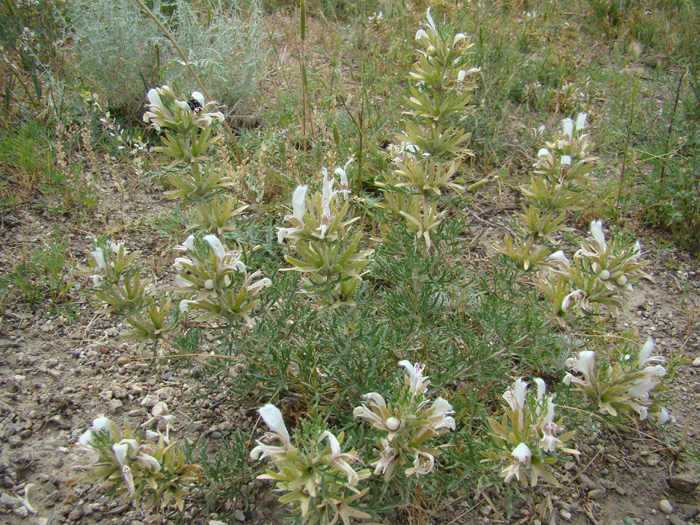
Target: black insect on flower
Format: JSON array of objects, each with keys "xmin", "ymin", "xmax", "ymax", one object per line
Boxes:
[{"xmin": 187, "ymin": 98, "xmax": 203, "ymax": 111}]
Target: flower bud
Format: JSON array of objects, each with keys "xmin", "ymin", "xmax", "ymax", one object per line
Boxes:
[
  {"xmin": 204, "ymin": 279, "xmax": 214, "ymax": 290},
  {"xmin": 616, "ymin": 275, "xmax": 628, "ymax": 286},
  {"xmin": 385, "ymin": 417, "xmax": 401, "ymax": 431},
  {"xmin": 599, "ymin": 270, "xmax": 610, "ymax": 281}
]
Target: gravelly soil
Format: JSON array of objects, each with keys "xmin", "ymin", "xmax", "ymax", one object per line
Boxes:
[{"xmin": 0, "ymin": 159, "xmax": 699, "ymax": 525}]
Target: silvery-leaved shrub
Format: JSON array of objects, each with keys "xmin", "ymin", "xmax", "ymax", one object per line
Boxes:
[
  {"xmin": 482, "ymin": 378, "xmax": 579, "ymax": 487},
  {"xmin": 76, "ymin": 417, "xmax": 202, "ymax": 510},
  {"xmin": 250, "ymin": 404, "xmax": 372, "ymax": 524},
  {"xmin": 353, "ymin": 361, "xmax": 456, "ymax": 481},
  {"xmin": 564, "ymin": 338, "xmax": 670, "ymax": 424},
  {"xmin": 68, "ymin": 0, "xmax": 266, "ymax": 116}
]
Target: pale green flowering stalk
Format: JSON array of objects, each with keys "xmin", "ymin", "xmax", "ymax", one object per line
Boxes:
[
  {"xmin": 87, "ymin": 238, "xmax": 150, "ymax": 313},
  {"xmin": 353, "ymin": 361, "xmax": 456, "ymax": 481},
  {"xmin": 564, "ymin": 338, "xmax": 670, "ymax": 424},
  {"xmin": 250, "ymin": 404, "xmax": 372, "ymax": 524},
  {"xmin": 76, "ymin": 417, "xmax": 202, "ymax": 511},
  {"xmin": 174, "ymin": 234, "xmax": 271, "ymax": 324},
  {"xmin": 278, "ymin": 165, "xmax": 373, "ymax": 310},
  {"xmin": 143, "ymin": 85, "xmax": 230, "ymax": 200},
  {"xmin": 482, "ymin": 378, "xmax": 579, "ymax": 487},
  {"xmin": 496, "ymin": 113, "xmax": 596, "ymax": 270},
  {"xmin": 87, "ymin": 239, "xmax": 173, "ymax": 353},
  {"xmin": 380, "ymin": 9, "xmax": 484, "ymax": 249}
]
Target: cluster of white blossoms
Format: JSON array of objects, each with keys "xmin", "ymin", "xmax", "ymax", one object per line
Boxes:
[
  {"xmin": 565, "ymin": 337, "xmax": 670, "ymax": 424},
  {"xmin": 353, "ymin": 361, "xmax": 456, "ymax": 480}
]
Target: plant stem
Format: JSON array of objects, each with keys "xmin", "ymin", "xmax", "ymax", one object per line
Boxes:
[
  {"xmin": 616, "ymin": 99, "xmax": 635, "ymax": 210},
  {"xmin": 659, "ymin": 69, "xmax": 686, "ymax": 197}
]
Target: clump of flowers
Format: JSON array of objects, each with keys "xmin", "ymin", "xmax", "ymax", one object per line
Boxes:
[
  {"xmin": 278, "ymin": 165, "xmax": 373, "ymax": 310},
  {"xmin": 353, "ymin": 361, "xmax": 456, "ymax": 481},
  {"xmin": 482, "ymin": 378, "xmax": 579, "ymax": 487},
  {"xmin": 143, "ymin": 85, "xmax": 230, "ymax": 200},
  {"xmin": 539, "ymin": 220, "xmax": 652, "ymax": 322},
  {"xmin": 174, "ymin": 234, "xmax": 271, "ymax": 324},
  {"xmin": 250, "ymin": 404, "xmax": 372, "ymax": 524},
  {"xmin": 564, "ymin": 337, "xmax": 670, "ymax": 424},
  {"xmin": 76, "ymin": 417, "xmax": 202, "ymax": 510}
]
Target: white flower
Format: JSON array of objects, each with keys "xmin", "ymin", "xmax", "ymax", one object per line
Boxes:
[
  {"xmin": 121, "ymin": 465, "xmax": 135, "ymax": 494},
  {"xmin": 561, "ymin": 118, "xmax": 574, "ymax": 140},
  {"xmin": 372, "ymin": 438, "xmax": 398, "ymax": 477},
  {"xmin": 147, "ymin": 88, "xmax": 164, "ymax": 111},
  {"xmin": 502, "ymin": 443, "xmax": 531, "ymax": 483},
  {"xmin": 415, "ymin": 29, "xmax": 428, "ymax": 41},
  {"xmin": 112, "ymin": 439, "xmax": 138, "ymax": 467},
  {"xmin": 428, "ymin": 397, "xmax": 456, "ymax": 430},
  {"xmin": 503, "ymin": 378, "xmax": 528, "ymax": 412},
  {"xmin": 250, "ymin": 404, "xmax": 295, "ymax": 462},
  {"xmin": 290, "ymin": 185, "xmax": 307, "ymax": 222},
  {"xmin": 318, "ymin": 168, "xmax": 336, "ymax": 238},
  {"xmin": 78, "ymin": 417, "xmax": 117, "ymax": 446},
  {"xmin": 457, "ymin": 70, "xmax": 466, "ymax": 82},
  {"xmin": 511, "ymin": 442, "xmax": 532, "ymax": 463},
  {"xmin": 548, "ymin": 250, "xmax": 570, "ymax": 268},
  {"xmin": 561, "ymin": 289, "xmax": 584, "ymax": 313},
  {"xmin": 405, "ymin": 450, "xmax": 435, "ymax": 476},
  {"xmin": 203, "ymin": 234, "xmax": 227, "ymax": 260},
  {"xmin": 590, "ymin": 220, "xmax": 606, "ymax": 251},
  {"xmin": 191, "ymin": 91, "xmax": 205, "ymax": 106},
  {"xmin": 334, "ymin": 159, "xmax": 354, "ymax": 200},
  {"xmin": 638, "ymin": 337, "xmax": 665, "ymax": 366},
  {"xmin": 91, "ymin": 247, "xmax": 107, "ymax": 271},
  {"xmin": 655, "ymin": 407, "xmax": 670, "ymax": 425},
  {"xmin": 136, "ymin": 452, "xmax": 161, "ymax": 473},
  {"xmin": 561, "ymin": 155, "xmax": 572, "ymax": 166},
  {"xmin": 534, "ymin": 378, "xmax": 546, "ymax": 402},
  {"xmin": 178, "ymin": 299, "xmax": 196, "ymax": 313},
  {"xmin": 575, "ymin": 112, "xmax": 587, "ymax": 132},
  {"xmin": 318, "ymin": 431, "xmax": 361, "ymax": 486},
  {"xmin": 174, "ymin": 235, "xmax": 195, "ymax": 252},
  {"xmin": 398, "ymin": 360, "xmax": 429, "ymax": 398},
  {"xmin": 564, "ymin": 350, "xmax": 596, "ymax": 386}
]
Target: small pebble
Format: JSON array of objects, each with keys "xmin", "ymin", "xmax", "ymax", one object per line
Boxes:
[
  {"xmin": 588, "ymin": 488, "xmax": 605, "ymax": 500},
  {"xmin": 660, "ymin": 499, "xmax": 674, "ymax": 514},
  {"xmin": 140, "ymin": 394, "xmax": 158, "ymax": 408},
  {"xmin": 667, "ymin": 475, "xmax": 699, "ymax": 493}
]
